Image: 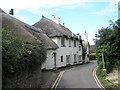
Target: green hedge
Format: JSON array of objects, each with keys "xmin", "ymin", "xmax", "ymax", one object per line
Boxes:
[
  {"xmin": 96, "ymin": 43, "xmax": 117, "ymax": 74},
  {"xmin": 89, "ymin": 55, "xmax": 96, "ymax": 60},
  {"xmin": 2, "ymin": 29, "xmax": 47, "ymax": 87}
]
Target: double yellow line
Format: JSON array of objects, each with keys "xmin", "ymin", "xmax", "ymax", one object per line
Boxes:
[
  {"xmin": 51, "ymin": 70, "xmax": 66, "ymax": 90},
  {"xmin": 93, "ymin": 66, "xmax": 105, "ymax": 90}
]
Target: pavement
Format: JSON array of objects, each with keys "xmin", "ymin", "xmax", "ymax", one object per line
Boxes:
[{"xmin": 41, "ymin": 70, "xmax": 59, "ymax": 88}]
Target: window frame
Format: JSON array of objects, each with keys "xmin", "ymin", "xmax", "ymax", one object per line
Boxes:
[
  {"xmin": 69, "ymin": 39, "xmax": 71, "ymax": 47},
  {"xmin": 61, "ymin": 36, "xmax": 65, "ymax": 47},
  {"xmin": 74, "ymin": 54, "xmax": 77, "ymax": 63},
  {"xmin": 61, "ymin": 56, "xmax": 63, "ymax": 62},
  {"xmin": 74, "ymin": 39, "xmax": 76, "ymax": 47}
]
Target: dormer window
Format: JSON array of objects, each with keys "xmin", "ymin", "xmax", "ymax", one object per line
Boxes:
[{"xmin": 61, "ymin": 36, "xmax": 65, "ymax": 47}]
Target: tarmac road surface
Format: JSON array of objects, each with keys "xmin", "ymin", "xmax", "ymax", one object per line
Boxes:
[{"xmin": 57, "ymin": 61, "xmax": 100, "ymax": 88}]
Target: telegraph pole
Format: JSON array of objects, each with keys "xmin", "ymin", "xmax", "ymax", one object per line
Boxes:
[
  {"xmin": 102, "ymin": 52, "xmax": 107, "ymax": 74},
  {"xmin": 102, "ymin": 52, "xmax": 105, "ymax": 69}
]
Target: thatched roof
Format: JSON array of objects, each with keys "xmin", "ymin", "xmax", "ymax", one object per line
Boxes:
[
  {"xmin": 82, "ymin": 40, "xmax": 90, "ymax": 51},
  {"xmin": 1, "ymin": 9, "xmax": 58, "ymax": 49},
  {"xmin": 33, "ymin": 17, "xmax": 79, "ymax": 39}
]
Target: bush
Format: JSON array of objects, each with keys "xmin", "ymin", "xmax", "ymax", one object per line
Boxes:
[
  {"xmin": 89, "ymin": 55, "xmax": 96, "ymax": 60},
  {"xmin": 2, "ymin": 29, "xmax": 47, "ymax": 87},
  {"xmin": 96, "ymin": 43, "xmax": 116, "ymax": 74}
]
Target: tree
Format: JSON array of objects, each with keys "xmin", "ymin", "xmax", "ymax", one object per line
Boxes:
[{"xmin": 94, "ymin": 19, "xmax": 120, "ymax": 74}]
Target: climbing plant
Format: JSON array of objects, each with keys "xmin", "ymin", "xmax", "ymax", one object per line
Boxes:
[{"xmin": 2, "ymin": 29, "xmax": 47, "ymax": 87}]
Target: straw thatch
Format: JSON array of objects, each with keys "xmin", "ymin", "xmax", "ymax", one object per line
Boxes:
[
  {"xmin": 33, "ymin": 16, "xmax": 79, "ymax": 39},
  {"xmin": 82, "ymin": 40, "xmax": 90, "ymax": 51},
  {"xmin": 2, "ymin": 9, "xmax": 58, "ymax": 49}
]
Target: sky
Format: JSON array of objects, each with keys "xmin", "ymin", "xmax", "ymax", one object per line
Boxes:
[{"xmin": 0, "ymin": 0, "xmax": 119, "ymax": 45}]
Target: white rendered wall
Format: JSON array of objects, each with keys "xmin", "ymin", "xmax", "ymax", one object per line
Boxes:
[
  {"xmin": 55, "ymin": 37, "xmax": 82, "ymax": 68},
  {"xmin": 41, "ymin": 49, "xmax": 57, "ymax": 69},
  {"xmin": 42, "ymin": 36, "xmax": 83, "ymax": 70},
  {"xmin": 51, "ymin": 37, "xmax": 57, "ymax": 44}
]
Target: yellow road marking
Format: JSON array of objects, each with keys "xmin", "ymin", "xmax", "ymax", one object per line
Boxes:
[
  {"xmin": 52, "ymin": 64, "xmax": 103, "ymax": 89},
  {"xmin": 51, "ymin": 70, "xmax": 66, "ymax": 90},
  {"xmin": 94, "ymin": 67, "xmax": 105, "ymax": 89},
  {"xmin": 93, "ymin": 66, "xmax": 105, "ymax": 90},
  {"xmin": 51, "ymin": 71, "xmax": 62, "ymax": 90},
  {"xmin": 54, "ymin": 70, "xmax": 66, "ymax": 89},
  {"xmin": 93, "ymin": 67, "xmax": 101, "ymax": 89}
]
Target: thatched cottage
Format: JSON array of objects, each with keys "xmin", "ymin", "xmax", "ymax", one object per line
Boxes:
[
  {"xmin": 33, "ymin": 15, "xmax": 84, "ymax": 69},
  {"xmin": 2, "ymin": 9, "xmax": 59, "ymax": 71},
  {"xmin": 1, "ymin": 9, "xmax": 60, "ymax": 87},
  {"xmin": 2, "ymin": 8, "xmax": 90, "ymax": 70}
]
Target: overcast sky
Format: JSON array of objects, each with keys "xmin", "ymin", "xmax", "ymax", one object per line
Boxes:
[{"xmin": 1, "ymin": 0, "xmax": 119, "ymax": 45}]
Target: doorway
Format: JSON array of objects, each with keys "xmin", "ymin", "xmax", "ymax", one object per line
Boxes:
[
  {"xmin": 66, "ymin": 55, "xmax": 70, "ymax": 65},
  {"xmin": 52, "ymin": 53, "xmax": 56, "ymax": 68}
]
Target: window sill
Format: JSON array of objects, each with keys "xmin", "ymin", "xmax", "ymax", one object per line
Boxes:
[
  {"xmin": 74, "ymin": 61, "xmax": 77, "ymax": 63},
  {"xmin": 61, "ymin": 45, "xmax": 66, "ymax": 47}
]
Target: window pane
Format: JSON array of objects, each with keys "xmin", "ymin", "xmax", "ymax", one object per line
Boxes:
[{"xmin": 61, "ymin": 56, "xmax": 63, "ymax": 62}]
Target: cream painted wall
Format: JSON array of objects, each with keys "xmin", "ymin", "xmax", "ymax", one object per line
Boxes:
[
  {"xmin": 41, "ymin": 49, "xmax": 57, "ymax": 69},
  {"xmin": 54, "ymin": 37, "xmax": 83, "ymax": 68},
  {"xmin": 42, "ymin": 36, "xmax": 83, "ymax": 70},
  {"xmin": 51, "ymin": 37, "xmax": 57, "ymax": 44}
]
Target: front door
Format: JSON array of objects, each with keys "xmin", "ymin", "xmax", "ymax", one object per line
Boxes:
[
  {"xmin": 66, "ymin": 55, "xmax": 70, "ymax": 65},
  {"xmin": 52, "ymin": 53, "xmax": 56, "ymax": 68}
]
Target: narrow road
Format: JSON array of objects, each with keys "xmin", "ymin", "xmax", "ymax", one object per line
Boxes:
[{"xmin": 57, "ymin": 61, "xmax": 100, "ymax": 88}]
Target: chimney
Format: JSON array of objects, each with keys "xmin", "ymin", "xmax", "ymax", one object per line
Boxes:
[
  {"xmin": 84, "ymin": 31, "xmax": 88, "ymax": 41},
  {"xmin": 42, "ymin": 15, "xmax": 44, "ymax": 18},
  {"xmin": 63, "ymin": 23, "xmax": 65, "ymax": 26},
  {"xmin": 72, "ymin": 33, "xmax": 74, "ymax": 37},
  {"xmin": 77, "ymin": 33, "xmax": 80, "ymax": 39},
  {"xmin": 51, "ymin": 15, "xmax": 60, "ymax": 24},
  {"xmin": 9, "ymin": 9, "xmax": 14, "ymax": 15}
]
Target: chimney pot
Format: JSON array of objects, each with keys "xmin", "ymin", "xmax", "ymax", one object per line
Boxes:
[
  {"xmin": 42, "ymin": 15, "xmax": 44, "ymax": 18},
  {"xmin": 9, "ymin": 9, "xmax": 14, "ymax": 15}
]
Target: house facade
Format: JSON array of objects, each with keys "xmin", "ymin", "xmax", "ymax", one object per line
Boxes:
[
  {"xmin": 33, "ymin": 15, "xmax": 83, "ymax": 69},
  {"xmin": 82, "ymin": 31, "xmax": 90, "ymax": 63},
  {"xmin": 2, "ymin": 9, "xmax": 90, "ymax": 70}
]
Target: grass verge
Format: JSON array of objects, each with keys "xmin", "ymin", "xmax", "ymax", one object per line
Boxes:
[{"xmin": 96, "ymin": 67, "xmax": 120, "ymax": 88}]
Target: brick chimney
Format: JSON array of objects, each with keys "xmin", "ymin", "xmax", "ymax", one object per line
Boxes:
[{"xmin": 51, "ymin": 15, "xmax": 60, "ymax": 24}]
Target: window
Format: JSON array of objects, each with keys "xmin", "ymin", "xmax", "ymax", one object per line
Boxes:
[
  {"xmin": 61, "ymin": 36, "xmax": 65, "ymax": 47},
  {"xmin": 74, "ymin": 40, "xmax": 76, "ymax": 47},
  {"xmin": 78, "ymin": 55, "xmax": 82, "ymax": 62},
  {"xmin": 79, "ymin": 46, "xmax": 81, "ymax": 51},
  {"xmin": 74, "ymin": 54, "xmax": 77, "ymax": 63},
  {"xmin": 69, "ymin": 39, "xmax": 71, "ymax": 47},
  {"xmin": 66, "ymin": 55, "xmax": 70, "ymax": 64},
  {"xmin": 61, "ymin": 56, "xmax": 63, "ymax": 62}
]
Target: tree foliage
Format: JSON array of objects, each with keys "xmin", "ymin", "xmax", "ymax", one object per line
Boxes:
[{"xmin": 94, "ymin": 19, "xmax": 120, "ymax": 73}]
